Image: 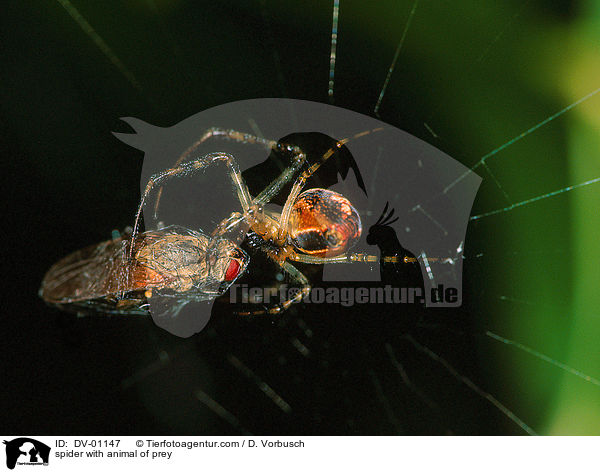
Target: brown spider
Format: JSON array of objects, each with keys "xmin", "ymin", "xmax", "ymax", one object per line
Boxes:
[{"xmin": 40, "ymin": 127, "xmax": 393, "ymax": 318}]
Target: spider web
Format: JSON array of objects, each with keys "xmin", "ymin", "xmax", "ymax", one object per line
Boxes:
[{"xmin": 52, "ymin": 0, "xmax": 600, "ymax": 435}]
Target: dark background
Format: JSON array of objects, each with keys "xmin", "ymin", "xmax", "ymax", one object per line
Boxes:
[{"xmin": 2, "ymin": 0, "xmax": 592, "ymax": 434}]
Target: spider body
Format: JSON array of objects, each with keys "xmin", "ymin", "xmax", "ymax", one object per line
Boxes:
[
  {"xmin": 240, "ymin": 188, "xmax": 361, "ymax": 261},
  {"xmin": 288, "ymin": 188, "xmax": 362, "ymax": 257}
]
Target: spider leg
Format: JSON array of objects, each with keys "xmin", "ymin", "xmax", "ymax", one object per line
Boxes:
[
  {"xmin": 129, "ymin": 152, "xmax": 252, "ymax": 259},
  {"xmin": 175, "ymin": 128, "xmax": 276, "ymax": 167},
  {"xmin": 277, "ymin": 127, "xmax": 385, "ymax": 241},
  {"xmin": 290, "ymin": 252, "xmax": 418, "ymax": 264},
  {"xmin": 154, "ymin": 128, "xmax": 306, "ymax": 216},
  {"xmin": 236, "ymin": 261, "xmax": 311, "ymax": 316}
]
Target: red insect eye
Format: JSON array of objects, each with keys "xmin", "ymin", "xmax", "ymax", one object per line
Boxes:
[{"xmin": 225, "ymin": 259, "xmax": 241, "ymax": 282}]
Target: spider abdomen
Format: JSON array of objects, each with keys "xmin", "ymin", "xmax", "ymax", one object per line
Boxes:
[{"xmin": 288, "ymin": 188, "xmax": 362, "ymax": 257}]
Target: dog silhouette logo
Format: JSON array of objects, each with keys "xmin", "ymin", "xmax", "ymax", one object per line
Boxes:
[{"xmin": 3, "ymin": 438, "xmax": 50, "ymax": 469}]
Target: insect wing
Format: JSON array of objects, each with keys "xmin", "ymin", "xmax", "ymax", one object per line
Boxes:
[{"xmin": 40, "ymin": 236, "xmax": 134, "ymax": 305}]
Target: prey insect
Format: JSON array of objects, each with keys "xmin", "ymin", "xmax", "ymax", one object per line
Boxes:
[{"xmin": 40, "ymin": 127, "xmax": 397, "ymax": 318}]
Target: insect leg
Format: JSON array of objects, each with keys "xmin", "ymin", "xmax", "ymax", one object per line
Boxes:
[{"xmin": 130, "ymin": 152, "xmax": 252, "ymax": 259}]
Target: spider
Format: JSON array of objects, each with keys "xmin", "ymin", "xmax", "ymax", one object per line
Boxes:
[
  {"xmin": 40, "ymin": 127, "xmax": 396, "ymax": 318},
  {"xmin": 131, "ymin": 127, "xmax": 390, "ymax": 314}
]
